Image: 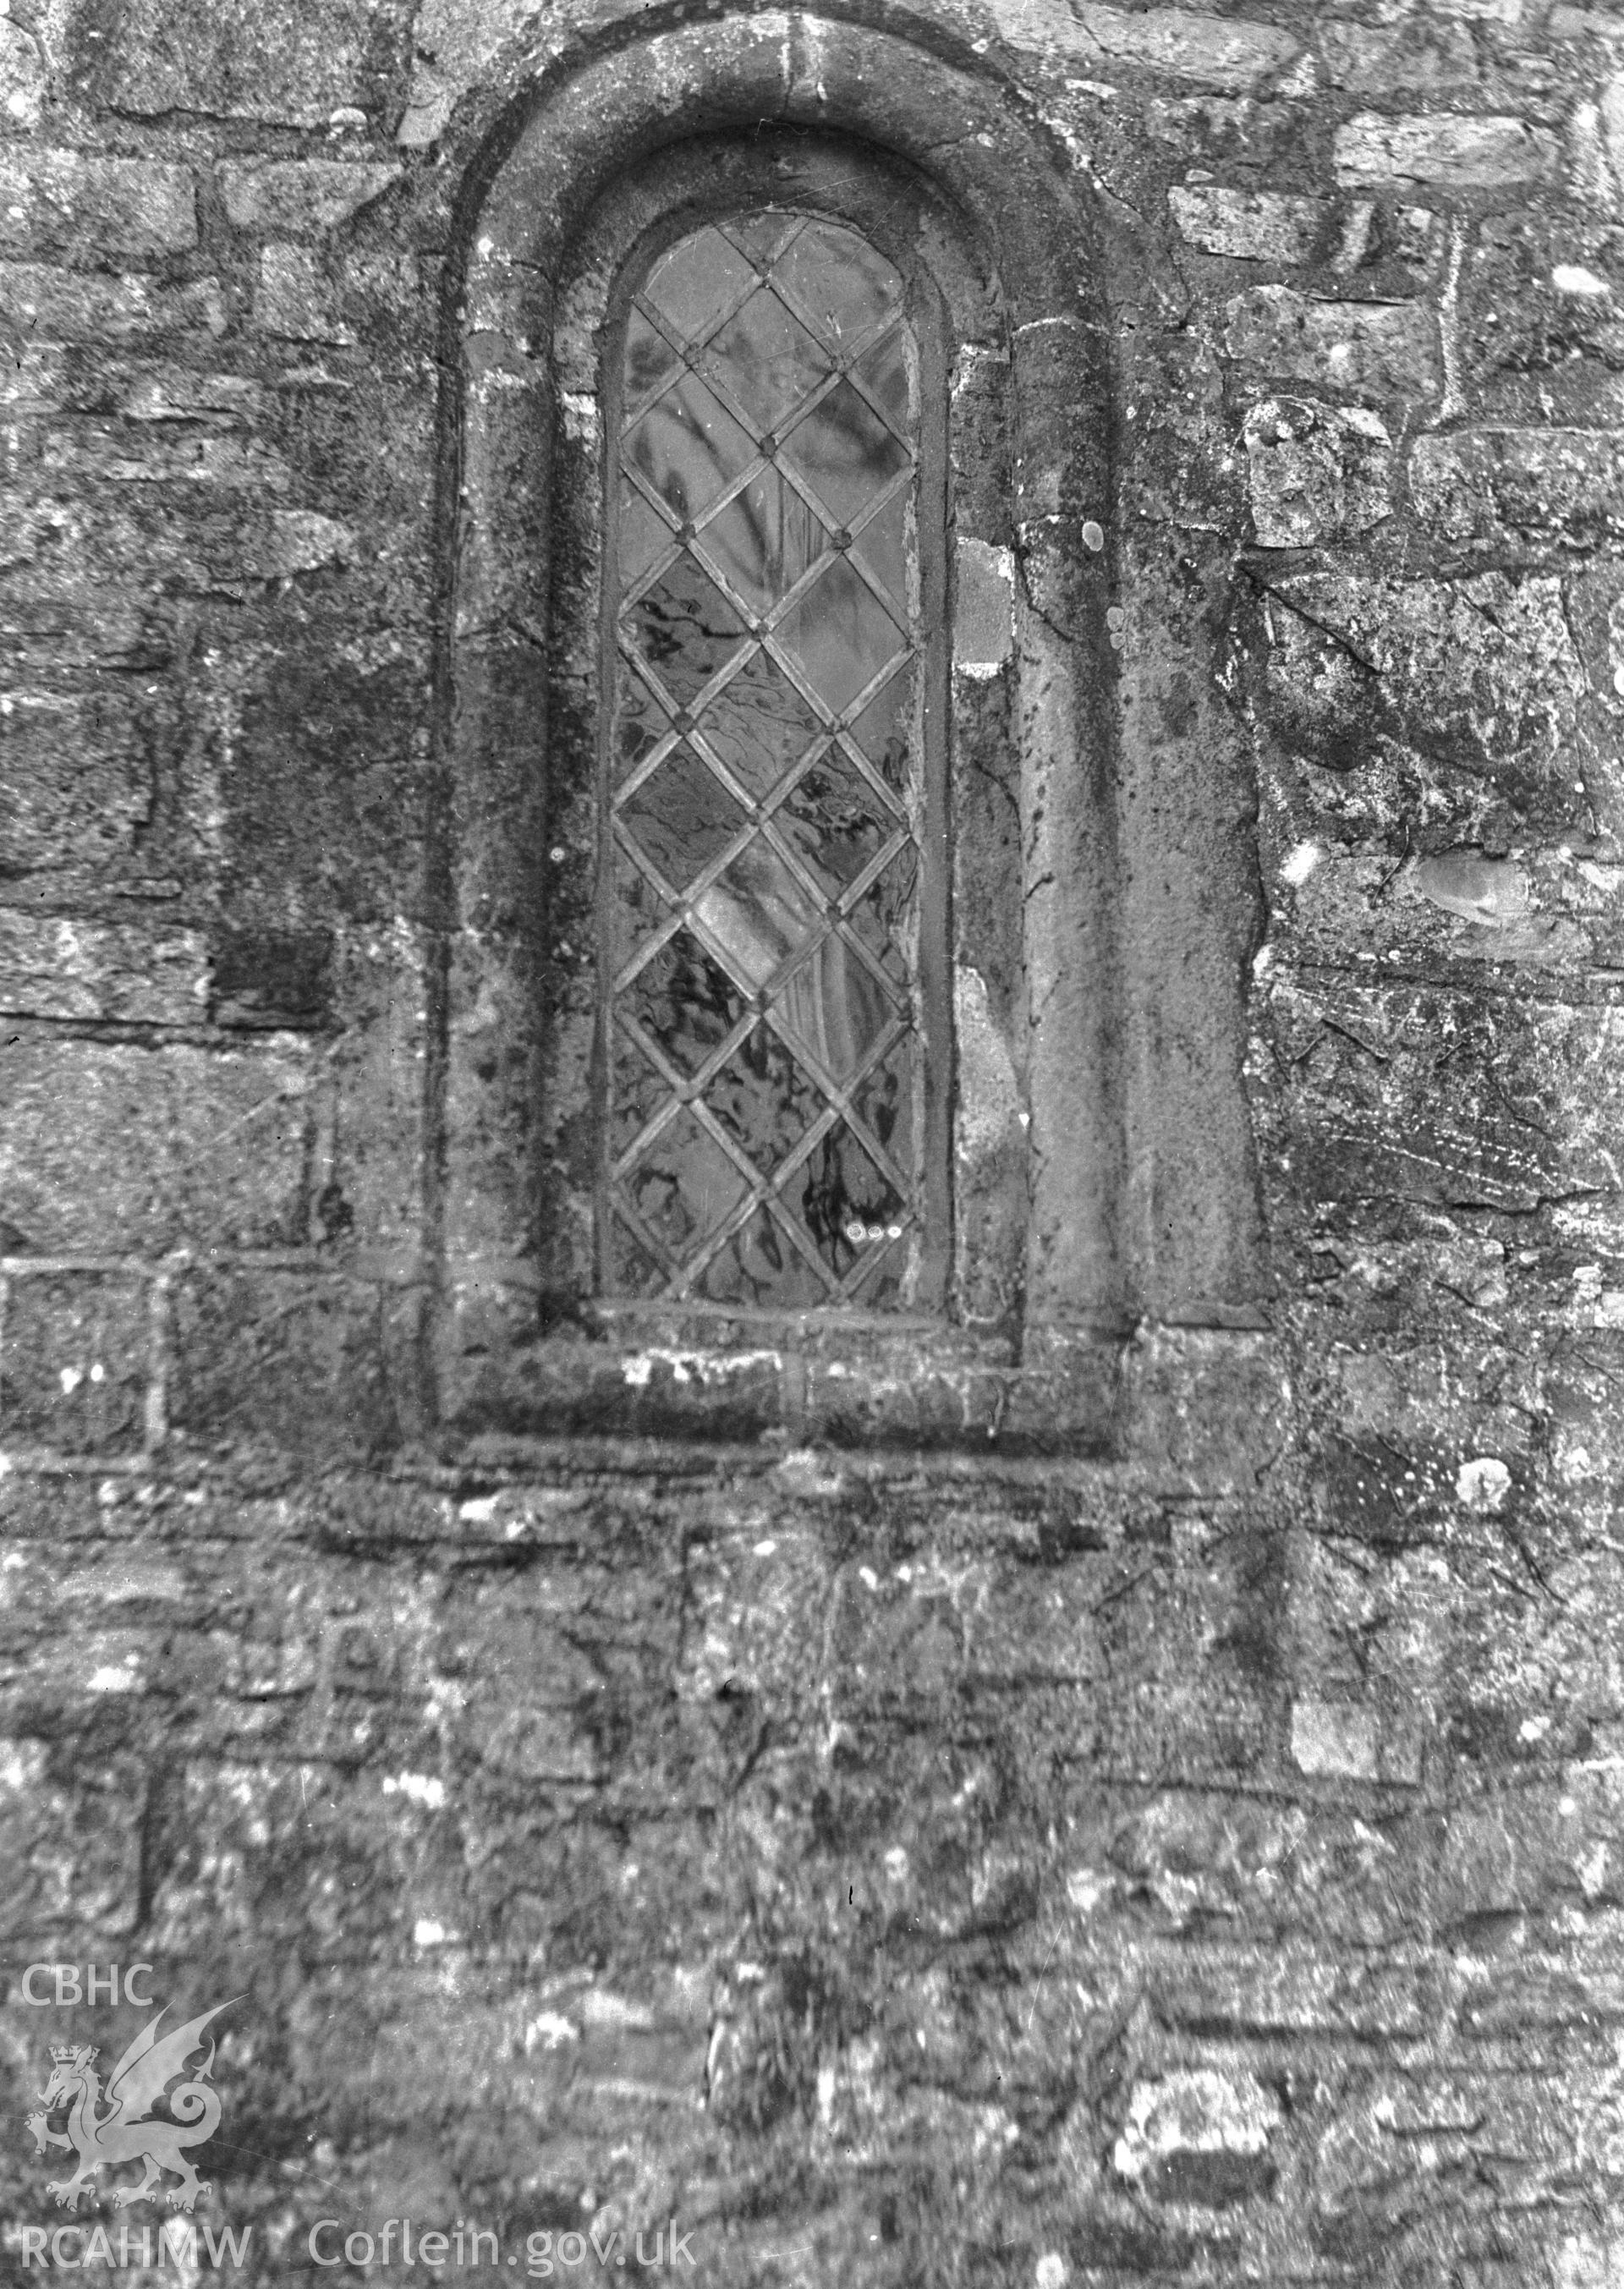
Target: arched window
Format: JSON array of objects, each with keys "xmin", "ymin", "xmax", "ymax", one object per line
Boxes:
[
  {"xmin": 601, "ymin": 206, "xmax": 948, "ymax": 1313},
  {"xmin": 439, "ymin": 19, "xmax": 1270, "ymax": 1447}
]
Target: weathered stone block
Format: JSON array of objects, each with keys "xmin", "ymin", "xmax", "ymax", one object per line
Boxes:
[
  {"xmin": 0, "ymin": 914, "xmax": 207, "ymax": 1024},
  {"xmin": 1291, "ymin": 1696, "xmax": 1421, "ymax": 1786},
  {"xmin": 0, "ymin": 153, "xmax": 196, "ymax": 260},
  {"xmin": 73, "ymin": 0, "xmax": 411, "ymax": 128},
  {"xmin": 1335, "ymin": 113, "xmax": 1561, "ymax": 189},
  {"xmin": 1062, "ymin": 3, "xmax": 1299, "ymax": 91},
  {"xmin": 1259, "ymin": 569, "xmax": 1583, "ymax": 785},
  {"xmin": 238, "ymin": 508, "xmax": 356, "ymax": 579},
  {"xmin": 1170, "ymin": 185, "xmax": 1326, "ymax": 263},
  {"xmin": 1435, "ymin": 1775, "xmax": 1624, "ymax": 1926},
  {"xmin": 440, "ymin": 1283, "xmax": 787, "ymax": 1441},
  {"xmin": 1085, "ymin": 1791, "xmax": 1425, "ymax": 1947},
  {"xmin": 1094, "ymin": 1533, "xmax": 1276, "ymax": 1778},
  {"xmin": 0, "ymin": 1270, "xmax": 149, "ymax": 1454},
  {"xmin": 0, "ymin": 262, "xmax": 225, "ymax": 343},
  {"xmin": 1281, "ymin": 851, "xmax": 1583, "ymax": 974},
  {"xmin": 114, "ymin": 365, "xmax": 268, "ymax": 425},
  {"xmin": 1259, "ymin": 980, "xmax": 1624, "ymax": 1215},
  {"xmin": 1159, "ymin": 1954, "xmax": 1425, "ymax": 2036},
  {"xmin": 1319, "ymin": 18, "xmax": 1483, "ymax": 96},
  {"xmin": 255, "ymin": 243, "xmax": 355, "ymax": 343},
  {"xmin": 1546, "ymin": 1337, "xmax": 1624, "ymax": 1486},
  {"xmin": 1113, "ymin": 2069, "xmax": 1281, "ymax": 2207},
  {"xmin": 168, "ymin": 1267, "xmax": 398, "ymax": 1459},
  {"xmin": 1462, "ymin": 216, "xmax": 1624, "ymax": 425},
  {"xmin": 1119, "ymin": 1326, "xmax": 1290, "ymax": 1492},
  {"xmin": 0, "ymin": 1743, "xmax": 147, "ymax": 1933},
  {"xmin": 1225, "ymin": 284, "xmax": 1438, "ymax": 398},
  {"xmin": 1411, "ymin": 429, "xmax": 1624, "ymax": 547},
  {"xmin": 218, "ymin": 160, "xmax": 401, "ymax": 234},
  {"xmin": 952, "ymin": 538, "xmax": 1014, "ymax": 672},
  {"xmin": 210, "ymin": 928, "xmax": 334, "ymax": 1029},
  {"xmin": 0, "ymin": 689, "xmax": 151, "ymax": 870},
  {"xmin": 1314, "ymin": 2072, "xmax": 1577, "ymax": 2262},
  {"xmin": 0, "ymin": 17, "xmax": 45, "ymax": 132},
  {"xmin": 1245, "ymin": 397, "xmax": 1392, "ymax": 545},
  {"xmin": 802, "ymin": 1341, "xmax": 1008, "ymax": 1447},
  {"xmin": 0, "ymin": 1040, "xmax": 315, "ymax": 1255},
  {"xmin": 28, "ymin": 420, "xmax": 294, "ymax": 491}
]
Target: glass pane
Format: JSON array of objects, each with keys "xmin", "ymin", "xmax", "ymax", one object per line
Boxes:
[
  {"xmin": 853, "ymin": 329, "xmax": 910, "ymax": 431},
  {"xmin": 609, "ymin": 848, "xmax": 671, "ymax": 977},
  {"xmin": 703, "ymin": 1030, "xmax": 823, "ymax": 1174},
  {"xmin": 847, "ymin": 849, "xmax": 917, "ymax": 993},
  {"xmin": 792, "ymin": 1123, "xmax": 906, "ymax": 1277},
  {"xmin": 606, "ymin": 208, "xmax": 926, "ymax": 1308},
  {"xmin": 775, "ymin": 746, "xmax": 897, "ymax": 894},
  {"xmin": 718, "ymin": 211, "xmax": 801, "ymax": 268},
  {"xmin": 628, "ymin": 557, "xmax": 748, "ymax": 709},
  {"xmin": 775, "ymin": 556, "xmax": 907, "ymax": 718},
  {"xmin": 624, "ymin": 1106, "xmax": 748, "ymax": 1262},
  {"xmin": 700, "ymin": 470, "xmax": 826, "ymax": 620},
  {"xmin": 848, "ymin": 666, "xmax": 914, "ymax": 793},
  {"xmin": 853, "ymin": 1037, "xmax": 915, "ymax": 1163},
  {"xmin": 849, "ymin": 489, "xmax": 908, "ymax": 616},
  {"xmin": 609, "ymin": 1030, "xmax": 672, "ymax": 1163},
  {"xmin": 774, "ymin": 936, "xmax": 891, "ymax": 1082},
  {"xmin": 642, "ymin": 228, "xmax": 757, "ymax": 347},
  {"xmin": 696, "ymin": 1206, "xmax": 830, "ymax": 1308},
  {"xmin": 694, "ymin": 846, "xmax": 820, "ymax": 992},
  {"xmin": 607, "ymin": 1212, "xmax": 664, "ymax": 1298},
  {"xmin": 620, "ymin": 742, "xmax": 747, "ymax": 892},
  {"xmin": 617, "ymin": 483, "xmax": 675, "ymax": 591},
  {"xmin": 625, "ymin": 371, "xmax": 754, "ymax": 523},
  {"xmin": 703, "ymin": 289, "xmax": 826, "ymax": 431},
  {"xmin": 623, "ymin": 931, "xmax": 746, "ymax": 1081},
  {"xmin": 624, "ymin": 308, "xmax": 681, "ymax": 409},
  {"xmin": 700, "ymin": 648, "xmax": 823, "ymax": 803},
  {"xmin": 774, "ymin": 222, "xmax": 903, "ymax": 349},
  {"xmin": 615, "ymin": 662, "xmax": 672, "ymax": 783},
  {"xmin": 780, "ymin": 380, "xmax": 908, "ymax": 530}
]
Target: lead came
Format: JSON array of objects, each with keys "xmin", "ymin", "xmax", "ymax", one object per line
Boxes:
[{"xmin": 605, "ymin": 211, "xmax": 924, "ymax": 1309}]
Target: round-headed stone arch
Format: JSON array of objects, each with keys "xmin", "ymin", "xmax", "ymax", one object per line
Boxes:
[{"xmin": 433, "ymin": 8, "xmax": 1126, "ymax": 1424}]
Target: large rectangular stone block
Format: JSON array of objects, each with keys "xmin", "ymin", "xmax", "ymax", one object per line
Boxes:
[
  {"xmin": 1039, "ymin": 1, "xmax": 1302, "ymax": 90},
  {"xmin": 1335, "ymin": 112, "xmax": 1561, "ymax": 189},
  {"xmin": 1225, "ymin": 285, "xmax": 1438, "ymax": 399},
  {"xmin": 1259, "ymin": 978, "xmax": 1624, "ymax": 1214},
  {"xmin": 1259, "ymin": 569, "xmax": 1584, "ymax": 787},
  {"xmin": 168, "ymin": 1266, "xmax": 398, "ymax": 1460},
  {"xmin": 72, "ymin": 0, "xmax": 411, "ymax": 127},
  {"xmin": 0, "ymin": 152, "xmax": 196, "ymax": 259},
  {"xmin": 1171, "ymin": 186, "xmax": 1327, "ymax": 262},
  {"xmin": 0, "ymin": 689, "xmax": 152, "ymax": 869},
  {"xmin": 1411, "ymin": 429, "xmax": 1624, "ymax": 547},
  {"xmin": 217, "ymin": 160, "xmax": 400, "ymax": 234},
  {"xmin": 0, "ymin": 497, "xmax": 355, "ymax": 665},
  {"xmin": 0, "ymin": 914, "xmax": 207, "ymax": 1024},
  {"xmin": 1158, "ymin": 1954, "xmax": 1426, "ymax": 2037},
  {"xmin": 0, "ymin": 1269, "xmax": 150, "ymax": 1454},
  {"xmin": 0, "ymin": 262, "xmax": 224, "ymax": 343},
  {"xmin": 0, "ymin": 1040, "xmax": 315, "ymax": 1255}
]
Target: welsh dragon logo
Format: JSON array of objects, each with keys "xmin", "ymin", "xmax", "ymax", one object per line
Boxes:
[{"xmin": 24, "ymin": 1998, "xmax": 237, "ymax": 2213}]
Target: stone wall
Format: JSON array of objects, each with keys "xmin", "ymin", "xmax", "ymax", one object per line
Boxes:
[{"xmin": 3, "ymin": 2, "xmax": 1624, "ymax": 2285}]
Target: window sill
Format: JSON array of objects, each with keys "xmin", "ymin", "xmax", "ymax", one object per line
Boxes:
[{"xmin": 439, "ymin": 1282, "xmax": 1287, "ymax": 1480}]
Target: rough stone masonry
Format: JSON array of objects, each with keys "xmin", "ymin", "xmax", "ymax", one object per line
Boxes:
[{"xmin": 3, "ymin": 0, "xmax": 1624, "ymax": 2284}]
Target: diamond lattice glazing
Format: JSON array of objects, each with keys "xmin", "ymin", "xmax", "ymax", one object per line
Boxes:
[{"xmin": 605, "ymin": 211, "xmax": 923, "ymax": 1307}]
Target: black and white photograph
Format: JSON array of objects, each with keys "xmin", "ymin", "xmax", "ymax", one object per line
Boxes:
[{"xmin": 3, "ymin": 0, "xmax": 1622, "ymax": 2280}]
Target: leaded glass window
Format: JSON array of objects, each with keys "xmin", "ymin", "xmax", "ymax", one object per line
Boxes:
[{"xmin": 602, "ymin": 211, "xmax": 935, "ymax": 1310}]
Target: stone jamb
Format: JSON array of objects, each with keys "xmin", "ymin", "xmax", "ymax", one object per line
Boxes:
[{"xmin": 431, "ymin": 8, "xmax": 1267, "ymax": 1452}]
